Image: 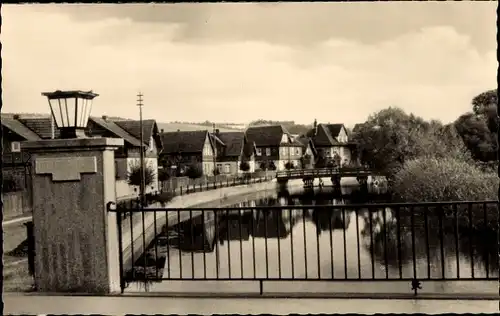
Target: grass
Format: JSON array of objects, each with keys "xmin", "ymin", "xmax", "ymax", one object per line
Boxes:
[{"xmin": 3, "ymin": 221, "xmax": 35, "ymax": 292}]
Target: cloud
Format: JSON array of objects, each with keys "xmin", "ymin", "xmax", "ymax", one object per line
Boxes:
[{"xmin": 2, "ymin": 5, "xmax": 497, "ymax": 127}]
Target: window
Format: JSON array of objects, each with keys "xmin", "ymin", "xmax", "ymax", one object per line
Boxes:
[
  {"xmin": 295, "ymin": 147, "xmax": 300, "ymax": 155},
  {"xmin": 256, "ymin": 148, "xmax": 262, "ymax": 156},
  {"xmin": 266, "ymin": 148, "xmax": 271, "ymax": 156},
  {"xmin": 11, "ymin": 142, "xmax": 21, "ymax": 153},
  {"xmin": 224, "ymin": 164, "xmax": 230, "ymax": 174},
  {"xmin": 217, "ymin": 164, "xmax": 223, "ymax": 173},
  {"xmin": 325, "ymin": 150, "xmax": 331, "ymax": 157}
]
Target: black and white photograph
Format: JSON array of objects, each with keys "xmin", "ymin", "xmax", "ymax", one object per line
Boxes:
[{"xmin": 2, "ymin": 2, "xmax": 498, "ymax": 314}]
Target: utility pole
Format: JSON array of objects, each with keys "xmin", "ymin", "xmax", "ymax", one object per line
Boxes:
[
  {"xmin": 213, "ymin": 123, "xmax": 217, "ymax": 177},
  {"xmin": 137, "ymin": 92, "xmax": 146, "ymax": 207}
]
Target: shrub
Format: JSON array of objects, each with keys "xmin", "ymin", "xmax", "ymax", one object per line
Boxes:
[
  {"xmin": 127, "ymin": 160, "xmax": 156, "ymax": 187},
  {"xmin": 2, "ymin": 177, "xmax": 21, "ymax": 193},
  {"xmin": 153, "ymin": 192, "xmax": 175, "ymax": 206},
  {"xmin": 284, "ymin": 162, "xmax": 295, "ymax": 170},
  {"xmin": 239, "ymin": 161, "xmax": 250, "ymax": 172},
  {"xmin": 259, "ymin": 161, "xmax": 268, "ymax": 171},
  {"xmin": 300, "ymin": 154, "xmax": 312, "ymax": 168},
  {"xmin": 158, "ymin": 168, "xmax": 170, "ymax": 182},
  {"xmin": 268, "ymin": 161, "xmax": 277, "ymax": 171},
  {"xmin": 185, "ymin": 165, "xmax": 203, "ymax": 179},
  {"xmin": 391, "ymin": 157, "xmax": 498, "ymax": 202}
]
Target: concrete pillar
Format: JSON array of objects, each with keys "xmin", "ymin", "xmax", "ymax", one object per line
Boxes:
[{"xmin": 22, "ymin": 138, "xmax": 124, "ymax": 294}]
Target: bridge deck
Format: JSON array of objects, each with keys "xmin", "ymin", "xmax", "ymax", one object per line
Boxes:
[{"xmin": 276, "ymin": 167, "xmax": 375, "ymax": 180}]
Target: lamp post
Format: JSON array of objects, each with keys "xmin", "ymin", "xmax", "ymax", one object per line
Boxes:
[{"xmin": 42, "ymin": 90, "xmax": 98, "ymax": 139}]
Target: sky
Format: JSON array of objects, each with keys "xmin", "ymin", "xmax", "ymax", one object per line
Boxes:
[{"xmin": 2, "ymin": 3, "xmax": 497, "ymax": 126}]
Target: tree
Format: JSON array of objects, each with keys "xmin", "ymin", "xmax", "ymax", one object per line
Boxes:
[
  {"xmin": 185, "ymin": 165, "xmax": 203, "ymax": 179},
  {"xmin": 157, "ymin": 168, "xmax": 170, "ymax": 182},
  {"xmin": 239, "ymin": 161, "xmax": 250, "ymax": 172},
  {"xmin": 350, "ymin": 107, "xmax": 468, "ymax": 174},
  {"xmin": 127, "ymin": 160, "xmax": 156, "ymax": 187},
  {"xmin": 454, "ymin": 89, "xmax": 498, "ymax": 162},
  {"xmin": 472, "ymin": 89, "xmax": 498, "ymax": 134}
]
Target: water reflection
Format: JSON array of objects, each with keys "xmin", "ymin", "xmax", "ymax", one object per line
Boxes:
[{"xmin": 149, "ymin": 188, "xmax": 497, "ymax": 284}]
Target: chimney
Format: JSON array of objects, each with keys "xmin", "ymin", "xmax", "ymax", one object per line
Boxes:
[
  {"xmin": 313, "ymin": 119, "xmax": 318, "ymax": 137},
  {"xmin": 177, "ymin": 129, "xmax": 180, "ymax": 132},
  {"xmin": 13, "ymin": 114, "xmax": 20, "ymax": 120},
  {"xmin": 102, "ymin": 115, "xmax": 108, "ymax": 121},
  {"xmin": 160, "ymin": 129, "xmax": 164, "ymax": 133},
  {"xmin": 215, "ymin": 128, "xmax": 220, "ymax": 136}
]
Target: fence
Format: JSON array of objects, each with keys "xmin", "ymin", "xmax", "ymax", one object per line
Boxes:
[
  {"xmin": 160, "ymin": 171, "xmax": 276, "ymax": 196},
  {"xmin": 110, "ymin": 200, "xmax": 499, "ymax": 295},
  {"xmin": 276, "ymin": 167, "xmax": 373, "ymax": 179},
  {"xmin": 3, "ymin": 191, "xmax": 32, "ymax": 219}
]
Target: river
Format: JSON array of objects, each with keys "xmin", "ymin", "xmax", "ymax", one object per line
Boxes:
[{"xmin": 126, "ymin": 183, "xmax": 498, "ymax": 295}]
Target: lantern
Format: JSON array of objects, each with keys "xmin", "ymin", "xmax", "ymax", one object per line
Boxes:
[{"xmin": 42, "ymin": 90, "xmax": 98, "ymax": 139}]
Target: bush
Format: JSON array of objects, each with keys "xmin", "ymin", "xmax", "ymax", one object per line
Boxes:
[
  {"xmin": 153, "ymin": 192, "xmax": 175, "ymax": 206},
  {"xmin": 185, "ymin": 165, "xmax": 203, "ymax": 179},
  {"xmin": 2, "ymin": 177, "xmax": 21, "ymax": 193},
  {"xmin": 259, "ymin": 161, "xmax": 267, "ymax": 171},
  {"xmin": 391, "ymin": 157, "xmax": 498, "ymax": 202},
  {"xmin": 268, "ymin": 161, "xmax": 277, "ymax": 171},
  {"xmin": 127, "ymin": 160, "xmax": 156, "ymax": 187},
  {"xmin": 239, "ymin": 161, "xmax": 250, "ymax": 172},
  {"xmin": 284, "ymin": 162, "xmax": 295, "ymax": 170},
  {"xmin": 158, "ymin": 168, "xmax": 170, "ymax": 182}
]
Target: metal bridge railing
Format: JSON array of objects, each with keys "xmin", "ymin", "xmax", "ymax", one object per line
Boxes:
[
  {"xmin": 275, "ymin": 167, "xmax": 374, "ymax": 179},
  {"xmin": 108, "ymin": 200, "xmax": 498, "ymax": 296}
]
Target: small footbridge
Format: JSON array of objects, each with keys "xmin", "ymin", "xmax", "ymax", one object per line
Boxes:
[{"xmin": 276, "ymin": 167, "xmax": 383, "ymax": 188}]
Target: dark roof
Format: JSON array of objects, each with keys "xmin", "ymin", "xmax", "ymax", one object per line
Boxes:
[
  {"xmin": 113, "ymin": 119, "xmax": 157, "ymax": 147},
  {"xmin": 1, "ymin": 116, "xmax": 42, "ymax": 140},
  {"xmin": 306, "ymin": 123, "xmax": 346, "ymax": 147},
  {"xmin": 325, "ymin": 124, "xmax": 345, "ymax": 138},
  {"xmin": 245, "ymin": 125, "xmax": 288, "ymax": 147},
  {"xmin": 216, "ymin": 132, "xmax": 245, "ymax": 157},
  {"xmin": 160, "ymin": 130, "xmax": 209, "ymax": 154},
  {"xmin": 89, "ymin": 117, "xmax": 142, "ymax": 147},
  {"xmin": 18, "ymin": 117, "xmax": 60, "ymax": 139}
]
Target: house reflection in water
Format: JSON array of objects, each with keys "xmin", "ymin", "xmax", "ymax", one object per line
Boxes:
[
  {"xmin": 311, "ymin": 198, "xmax": 352, "ymax": 235},
  {"xmin": 218, "ymin": 200, "xmax": 255, "ymax": 245}
]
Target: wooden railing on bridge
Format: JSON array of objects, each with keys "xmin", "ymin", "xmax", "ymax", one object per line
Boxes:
[{"xmin": 276, "ymin": 166, "xmax": 374, "ymax": 179}]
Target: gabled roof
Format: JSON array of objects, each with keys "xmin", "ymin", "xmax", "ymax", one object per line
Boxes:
[
  {"xmin": 245, "ymin": 125, "xmax": 288, "ymax": 147},
  {"xmin": 89, "ymin": 117, "xmax": 142, "ymax": 147},
  {"xmin": 18, "ymin": 117, "xmax": 60, "ymax": 139},
  {"xmin": 1, "ymin": 116, "xmax": 42, "ymax": 141},
  {"xmin": 160, "ymin": 130, "xmax": 209, "ymax": 154},
  {"xmin": 215, "ymin": 132, "xmax": 245, "ymax": 157},
  {"xmin": 325, "ymin": 124, "xmax": 345, "ymax": 138},
  {"xmin": 113, "ymin": 119, "xmax": 157, "ymax": 147},
  {"xmin": 306, "ymin": 123, "xmax": 346, "ymax": 147}
]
